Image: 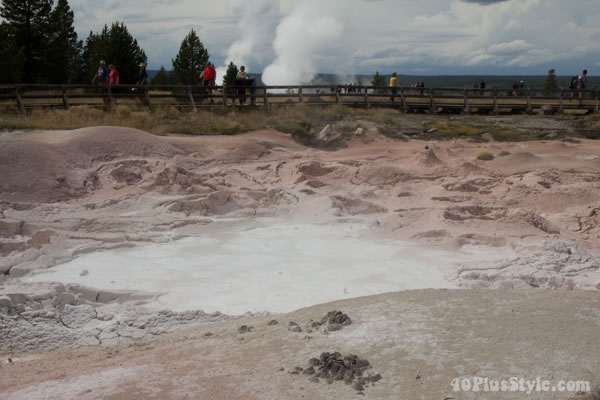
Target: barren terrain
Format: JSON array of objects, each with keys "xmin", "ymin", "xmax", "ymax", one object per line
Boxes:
[{"xmin": 1, "ymin": 116, "xmax": 600, "ymax": 399}]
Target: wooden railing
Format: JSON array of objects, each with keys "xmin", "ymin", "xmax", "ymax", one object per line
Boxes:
[{"xmin": 0, "ymin": 84, "xmax": 598, "ymax": 114}]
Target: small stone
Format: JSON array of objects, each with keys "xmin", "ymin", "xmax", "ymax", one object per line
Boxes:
[
  {"xmin": 354, "ymin": 127, "xmax": 365, "ymax": 136},
  {"xmin": 267, "ymin": 320, "xmax": 278, "ymax": 326},
  {"xmin": 204, "ymin": 332, "xmax": 213, "ymax": 337},
  {"xmin": 308, "ymin": 358, "xmax": 321, "ymax": 367},
  {"xmin": 303, "ymin": 367, "xmax": 315, "ymax": 375},
  {"xmin": 416, "ymin": 374, "xmax": 421, "ymax": 380},
  {"xmin": 279, "ymin": 367, "xmax": 285, "ymax": 371},
  {"xmin": 353, "ymin": 382, "xmax": 364, "ymax": 391},
  {"xmin": 309, "ymin": 377, "xmax": 319, "ymax": 383},
  {"xmin": 79, "ymin": 269, "xmax": 89, "ymax": 277},
  {"xmin": 237, "ymin": 325, "xmax": 253, "ymax": 334},
  {"xmin": 288, "ymin": 321, "xmax": 302, "ymax": 332},
  {"xmin": 328, "ymin": 323, "xmax": 343, "ymax": 332},
  {"xmin": 370, "ymin": 373, "xmax": 382, "ymax": 383}
]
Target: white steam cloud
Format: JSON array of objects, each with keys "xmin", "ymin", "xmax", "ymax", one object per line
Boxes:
[
  {"xmin": 216, "ymin": 0, "xmax": 280, "ymax": 85},
  {"xmin": 262, "ymin": 2, "xmax": 344, "ymax": 85},
  {"xmin": 217, "ymin": 0, "xmax": 344, "ymax": 86}
]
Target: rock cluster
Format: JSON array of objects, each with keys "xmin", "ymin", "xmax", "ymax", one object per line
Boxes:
[
  {"xmin": 311, "ymin": 310, "xmax": 352, "ymax": 331},
  {"xmin": 291, "ymin": 352, "xmax": 381, "ymax": 393}
]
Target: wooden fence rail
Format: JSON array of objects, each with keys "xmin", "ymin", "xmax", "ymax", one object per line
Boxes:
[{"xmin": 0, "ymin": 84, "xmax": 597, "ymax": 114}]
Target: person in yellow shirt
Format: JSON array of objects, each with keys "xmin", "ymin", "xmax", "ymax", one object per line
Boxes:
[{"xmin": 390, "ymin": 72, "xmax": 398, "ymax": 100}]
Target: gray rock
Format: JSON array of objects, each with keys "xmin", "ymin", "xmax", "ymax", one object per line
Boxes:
[
  {"xmin": 237, "ymin": 325, "xmax": 253, "ymax": 334},
  {"xmin": 288, "ymin": 321, "xmax": 302, "ymax": 332},
  {"xmin": 327, "ymin": 323, "xmax": 343, "ymax": 331},
  {"xmin": 303, "ymin": 367, "xmax": 315, "ymax": 375}
]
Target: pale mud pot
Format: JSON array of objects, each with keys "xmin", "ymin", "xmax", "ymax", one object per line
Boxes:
[{"xmin": 1, "ymin": 123, "xmax": 600, "ymax": 399}]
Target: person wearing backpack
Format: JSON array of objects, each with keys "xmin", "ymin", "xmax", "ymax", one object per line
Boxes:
[{"xmin": 569, "ymin": 75, "xmax": 579, "ymax": 98}]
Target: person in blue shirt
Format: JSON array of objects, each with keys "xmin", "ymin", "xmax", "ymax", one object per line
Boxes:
[
  {"xmin": 136, "ymin": 62, "xmax": 148, "ymax": 86},
  {"xmin": 92, "ymin": 60, "xmax": 110, "ymax": 103}
]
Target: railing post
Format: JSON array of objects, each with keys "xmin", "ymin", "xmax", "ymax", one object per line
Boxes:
[
  {"xmin": 429, "ymin": 87, "xmax": 435, "ymax": 113},
  {"xmin": 15, "ymin": 85, "xmax": 25, "ymax": 114},
  {"xmin": 188, "ymin": 85, "xmax": 197, "ymax": 112},
  {"xmin": 559, "ymin": 90, "xmax": 564, "ymax": 114},
  {"xmin": 299, "ymin": 87, "xmax": 303, "ymax": 103},
  {"xmin": 263, "ymin": 87, "xmax": 269, "ymax": 112},
  {"xmin": 143, "ymin": 87, "xmax": 153, "ymax": 110},
  {"xmin": 400, "ymin": 87, "xmax": 406, "ymax": 112},
  {"xmin": 526, "ymin": 88, "xmax": 533, "ymax": 113},
  {"xmin": 364, "ymin": 87, "xmax": 370, "ymax": 108},
  {"xmin": 595, "ymin": 87, "xmax": 599, "ymax": 113},
  {"xmin": 493, "ymin": 88, "xmax": 498, "ymax": 115},
  {"xmin": 62, "ymin": 85, "xmax": 70, "ymax": 110},
  {"xmin": 463, "ymin": 88, "xmax": 470, "ymax": 114},
  {"xmin": 223, "ymin": 87, "xmax": 228, "ymax": 112}
]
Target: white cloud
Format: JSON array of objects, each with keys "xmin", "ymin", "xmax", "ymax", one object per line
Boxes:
[{"xmin": 66, "ymin": 0, "xmax": 600, "ymax": 76}]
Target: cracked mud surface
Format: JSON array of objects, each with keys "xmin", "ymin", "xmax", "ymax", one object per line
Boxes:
[{"xmin": 1, "ymin": 123, "xmax": 600, "ymax": 398}]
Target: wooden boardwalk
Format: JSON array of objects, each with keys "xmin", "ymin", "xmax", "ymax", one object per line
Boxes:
[{"xmin": 0, "ymin": 84, "xmax": 598, "ymax": 114}]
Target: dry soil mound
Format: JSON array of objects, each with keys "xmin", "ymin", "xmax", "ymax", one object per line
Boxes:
[{"xmin": 0, "ymin": 127, "xmax": 182, "ymax": 203}]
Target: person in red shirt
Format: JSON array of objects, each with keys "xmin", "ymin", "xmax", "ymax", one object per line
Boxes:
[
  {"xmin": 200, "ymin": 62, "xmax": 216, "ymax": 103},
  {"xmin": 109, "ymin": 64, "xmax": 119, "ymax": 85}
]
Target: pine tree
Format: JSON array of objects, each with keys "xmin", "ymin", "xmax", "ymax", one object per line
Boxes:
[
  {"xmin": 0, "ymin": 0, "xmax": 54, "ymax": 82},
  {"xmin": 47, "ymin": 0, "xmax": 83, "ymax": 83},
  {"xmin": 0, "ymin": 22, "xmax": 25, "ymax": 83},
  {"xmin": 81, "ymin": 22, "xmax": 147, "ymax": 84},
  {"xmin": 151, "ymin": 66, "xmax": 176, "ymax": 85},
  {"xmin": 223, "ymin": 62, "xmax": 239, "ymax": 87},
  {"xmin": 544, "ymin": 68, "xmax": 559, "ymax": 96},
  {"xmin": 371, "ymin": 71, "xmax": 386, "ymax": 93},
  {"xmin": 172, "ymin": 29, "xmax": 209, "ymax": 85}
]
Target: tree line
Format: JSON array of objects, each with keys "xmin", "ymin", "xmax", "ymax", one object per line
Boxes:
[{"xmin": 0, "ymin": 0, "xmax": 225, "ymax": 86}]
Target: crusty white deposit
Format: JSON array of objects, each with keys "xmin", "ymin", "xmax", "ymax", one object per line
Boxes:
[{"xmin": 1, "ymin": 121, "xmax": 600, "ymax": 398}]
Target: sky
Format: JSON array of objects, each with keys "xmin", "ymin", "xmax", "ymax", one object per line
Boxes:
[{"xmin": 65, "ymin": 0, "xmax": 599, "ymax": 78}]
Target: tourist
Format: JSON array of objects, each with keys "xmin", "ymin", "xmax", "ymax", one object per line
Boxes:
[
  {"xmin": 136, "ymin": 62, "xmax": 148, "ymax": 86},
  {"xmin": 92, "ymin": 60, "xmax": 109, "ymax": 86},
  {"xmin": 108, "ymin": 64, "xmax": 119, "ymax": 85},
  {"xmin": 480, "ymin": 80, "xmax": 486, "ymax": 96},
  {"xmin": 569, "ymin": 75, "xmax": 579, "ymax": 98},
  {"xmin": 92, "ymin": 60, "xmax": 109, "ymax": 105},
  {"xmin": 236, "ymin": 65, "xmax": 250, "ymax": 104},
  {"xmin": 579, "ymin": 69, "xmax": 588, "ymax": 100},
  {"xmin": 134, "ymin": 62, "xmax": 148, "ymax": 103},
  {"xmin": 108, "ymin": 64, "xmax": 119, "ymax": 105},
  {"xmin": 389, "ymin": 72, "xmax": 398, "ymax": 101},
  {"xmin": 200, "ymin": 62, "xmax": 216, "ymax": 104},
  {"xmin": 519, "ymin": 80, "xmax": 526, "ymax": 96},
  {"xmin": 512, "ymin": 81, "xmax": 519, "ymax": 96}
]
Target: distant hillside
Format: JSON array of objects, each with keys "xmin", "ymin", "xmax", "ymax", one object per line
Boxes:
[{"xmin": 147, "ymin": 70, "xmax": 598, "ymax": 89}]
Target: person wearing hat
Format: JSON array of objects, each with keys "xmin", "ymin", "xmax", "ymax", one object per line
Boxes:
[
  {"xmin": 92, "ymin": 60, "xmax": 110, "ymax": 104},
  {"xmin": 136, "ymin": 62, "xmax": 148, "ymax": 86},
  {"xmin": 92, "ymin": 60, "xmax": 109, "ymax": 85}
]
